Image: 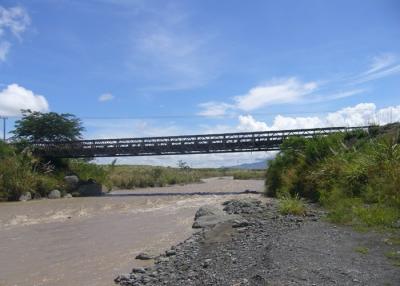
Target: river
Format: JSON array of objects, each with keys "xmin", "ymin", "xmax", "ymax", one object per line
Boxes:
[{"xmin": 0, "ymin": 177, "xmax": 264, "ymax": 286}]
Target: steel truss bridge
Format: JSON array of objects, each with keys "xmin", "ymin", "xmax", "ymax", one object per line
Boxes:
[{"xmin": 31, "ymin": 126, "xmax": 369, "ymax": 158}]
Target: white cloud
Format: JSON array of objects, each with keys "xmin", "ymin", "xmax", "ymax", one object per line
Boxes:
[
  {"xmin": 0, "ymin": 84, "xmax": 49, "ymax": 116},
  {"xmin": 365, "ymin": 53, "xmax": 397, "ymax": 75},
  {"xmin": 197, "ymin": 52, "xmax": 400, "ymax": 117},
  {"xmin": 237, "ymin": 103, "xmax": 400, "ymax": 132},
  {"xmin": 0, "ymin": 5, "xmax": 30, "ymax": 62},
  {"xmin": 197, "ymin": 78, "xmax": 321, "ymax": 116},
  {"xmin": 353, "ymin": 53, "xmax": 400, "ymax": 84},
  {"xmin": 235, "ymin": 78, "xmax": 318, "ymax": 111},
  {"xmin": 237, "ymin": 115, "xmax": 269, "ymax": 131},
  {"xmin": 197, "ymin": 102, "xmax": 233, "ymax": 117},
  {"xmin": 98, "ymin": 93, "xmax": 114, "ymax": 102}
]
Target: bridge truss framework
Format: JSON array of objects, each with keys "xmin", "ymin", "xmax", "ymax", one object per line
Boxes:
[{"xmin": 31, "ymin": 126, "xmax": 369, "ymax": 158}]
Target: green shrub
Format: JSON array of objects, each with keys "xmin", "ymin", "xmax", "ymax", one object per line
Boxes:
[
  {"xmin": 68, "ymin": 159, "xmax": 108, "ymax": 184},
  {"xmin": 35, "ymin": 175, "xmax": 63, "ymax": 197},
  {"xmin": 265, "ymin": 123, "xmax": 400, "ymax": 229},
  {"xmin": 0, "ymin": 148, "xmax": 37, "ymax": 201},
  {"xmin": 278, "ymin": 195, "xmax": 306, "ymax": 216},
  {"xmin": 233, "ymin": 170, "xmax": 265, "ymax": 180}
]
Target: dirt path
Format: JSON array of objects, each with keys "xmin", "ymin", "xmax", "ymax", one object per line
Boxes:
[{"xmin": 0, "ymin": 178, "xmax": 264, "ymax": 286}]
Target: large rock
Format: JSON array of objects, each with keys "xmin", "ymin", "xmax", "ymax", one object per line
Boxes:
[
  {"xmin": 64, "ymin": 175, "xmax": 79, "ymax": 191},
  {"xmin": 194, "ymin": 205, "xmax": 224, "ymax": 220},
  {"xmin": 19, "ymin": 192, "xmax": 32, "ymax": 201},
  {"xmin": 78, "ymin": 182, "xmax": 106, "ymax": 197},
  {"xmin": 192, "ymin": 213, "xmax": 242, "ymax": 229},
  {"xmin": 48, "ymin": 189, "xmax": 61, "ymax": 199},
  {"xmin": 192, "ymin": 204, "xmax": 243, "ymax": 229}
]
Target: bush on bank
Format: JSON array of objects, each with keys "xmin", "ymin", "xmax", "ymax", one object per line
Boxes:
[
  {"xmin": 265, "ymin": 124, "xmax": 400, "ymax": 228},
  {"xmin": 0, "ymin": 142, "xmax": 110, "ymax": 201}
]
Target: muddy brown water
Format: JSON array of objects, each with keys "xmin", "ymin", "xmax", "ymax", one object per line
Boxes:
[{"xmin": 0, "ymin": 177, "xmax": 264, "ymax": 286}]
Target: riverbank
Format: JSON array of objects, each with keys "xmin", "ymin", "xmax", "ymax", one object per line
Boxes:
[
  {"xmin": 0, "ymin": 178, "xmax": 263, "ymax": 286},
  {"xmin": 116, "ymin": 198, "xmax": 400, "ymax": 285}
]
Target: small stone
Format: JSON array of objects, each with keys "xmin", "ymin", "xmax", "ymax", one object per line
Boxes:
[
  {"xmin": 232, "ymin": 219, "xmax": 250, "ymax": 228},
  {"xmin": 166, "ymin": 250, "xmax": 176, "ymax": 257},
  {"xmin": 132, "ymin": 267, "xmax": 146, "ymax": 274},
  {"xmin": 392, "ymin": 220, "xmax": 400, "ymax": 228},
  {"xmin": 64, "ymin": 193, "xmax": 73, "ymax": 198},
  {"xmin": 114, "ymin": 274, "xmax": 130, "ymax": 283},
  {"xmin": 136, "ymin": 252, "xmax": 152, "ymax": 260},
  {"xmin": 158, "ymin": 257, "xmax": 170, "ymax": 262},
  {"xmin": 202, "ymin": 258, "xmax": 212, "ymax": 268}
]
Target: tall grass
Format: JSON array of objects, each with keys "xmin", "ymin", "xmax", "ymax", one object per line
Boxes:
[
  {"xmin": 265, "ymin": 124, "xmax": 400, "ymax": 228},
  {"xmin": 0, "ymin": 142, "xmax": 64, "ymax": 200},
  {"xmin": 108, "ymin": 165, "xmax": 265, "ymax": 190}
]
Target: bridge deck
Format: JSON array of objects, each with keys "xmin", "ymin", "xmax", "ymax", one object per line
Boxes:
[{"xmin": 32, "ymin": 126, "xmax": 368, "ymax": 158}]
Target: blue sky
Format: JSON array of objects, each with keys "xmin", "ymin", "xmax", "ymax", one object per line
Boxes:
[{"xmin": 0, "ymin": 0, "xmax": 399, "ymax": 166}]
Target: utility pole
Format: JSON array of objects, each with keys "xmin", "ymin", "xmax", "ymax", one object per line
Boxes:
[{"xmin": 1, "ymin": 116, "xmax": 7, "ymax": 141}]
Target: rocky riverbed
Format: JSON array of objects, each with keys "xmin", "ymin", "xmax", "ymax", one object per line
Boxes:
[{"xmin": 116, "ymin": 198, "xmax": 400, "ymax": 286}]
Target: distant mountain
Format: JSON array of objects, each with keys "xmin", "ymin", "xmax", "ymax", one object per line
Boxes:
[{"xmin": 229, "ymin": 160, "xmax": 268, "ymax": 170}]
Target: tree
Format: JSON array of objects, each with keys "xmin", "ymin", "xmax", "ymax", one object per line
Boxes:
[
  {"xmin": 12, "ymin": 110, "xmax": 84, "ymax": 142},
  {"xmin": 178, "ymin": 160, "xmax": 190, "ymax": 170}
]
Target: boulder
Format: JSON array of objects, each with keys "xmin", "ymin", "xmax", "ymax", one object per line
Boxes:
[
  {"xmin": 194, "ymin": 205, "xmax": 224, "ymax": 220},
  {"xmin": 64, "ymin": 175, "xmax": 79, "ymax": 191},
  {"xmin": 78, "ymin": 182, "xmax": 106, "ymax": 197},
  {"xmin": 48, "ymin": 189, "xmax": 61, "ymax": 199},
  {"xmin": 19, "ymin": 192, "xmax": 32, "ymax": 201},
  {"xmin": 33, "ymin": 193, "xmax": 42, "ymax": 200},
  {"xmin": 192, "ymin": 212, "xmax": 242, "ymax": 229},
  {"xmin": 64, "ymin": 193, "xmax": 73, "ymax": 198}
]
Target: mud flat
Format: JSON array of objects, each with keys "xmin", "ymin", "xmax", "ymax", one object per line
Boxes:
[
  {"xmin": 0, "ymin": 177, "xmax": 263, "ymax": 286},
  {"xmin": 116, "ymin": 199, "xmax": 400, "ymax": 286}
]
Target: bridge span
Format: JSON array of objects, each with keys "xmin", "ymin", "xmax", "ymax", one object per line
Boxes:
[{"xmin": 31, "ymin": 126, "xmax": 369, "ymax": 158}]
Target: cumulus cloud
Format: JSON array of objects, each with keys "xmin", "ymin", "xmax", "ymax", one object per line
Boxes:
[
  {"xmin": 0, "ymin": 84, "xmax": 49, "ymax": 116},
  {"xmin": 98, "ymin": 93, "xmax": 114, "ymax": 102},
  {"xmin": 237, "ymin": 103, "xmax": 400, "ymax": 132},
  {"xmin": 0, "ymin": 5, "xmax": 30, "ymax": 62},
  {"xmin": 235, "ymin": 78, "xmax": 318, "ymax": 111}
]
